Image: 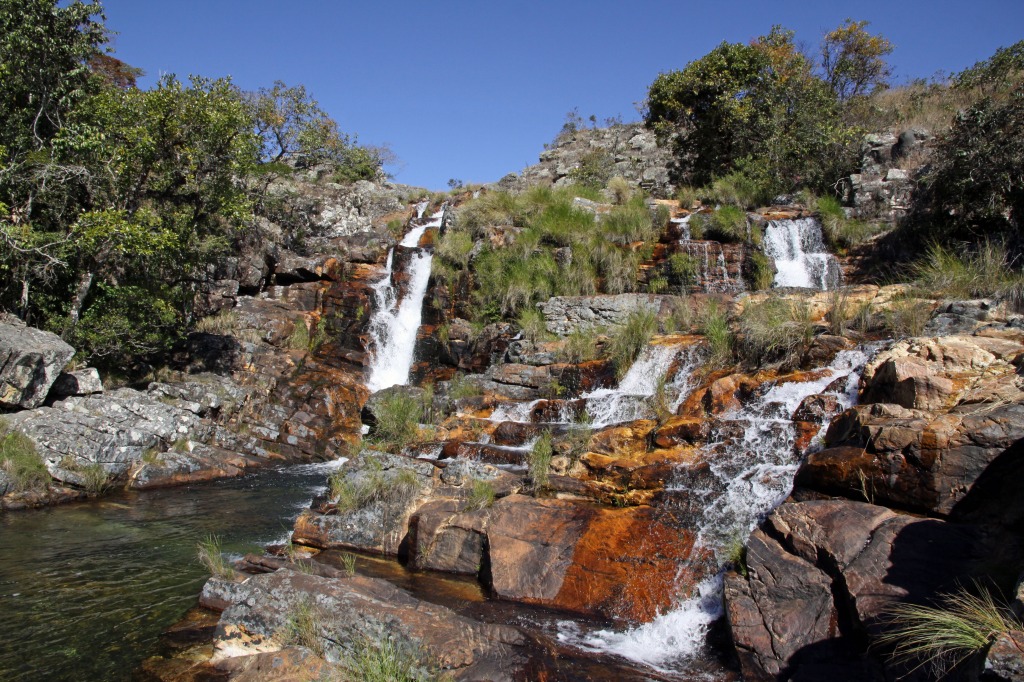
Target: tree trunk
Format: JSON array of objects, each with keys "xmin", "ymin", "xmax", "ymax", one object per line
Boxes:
[{"xmin": 62, "ymin": 271, "xmax": 94, "ymax": 339}]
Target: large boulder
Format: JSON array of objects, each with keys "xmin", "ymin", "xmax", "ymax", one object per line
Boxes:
[
  {"xmin": 538, "ymin": 294, "xmax": 669, "ymax": 336},
  {"xmin": 0, "ymin": 320, "xmax": 74, "ymax": 409}
]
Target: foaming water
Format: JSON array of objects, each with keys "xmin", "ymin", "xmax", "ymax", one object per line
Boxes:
[
  {"xmin": 763, "ymin": 217, "xmax": 842, "ymax": 290},
  {"xmin": 564, "ymin": 347, "xmax": 876, "ymax": 672},
  {"xmin": 366, "ymin": 211, "xmax": 440, "ymax": 392},
  {"xmin": 0, "ymin": 463, "xmax": 340, "ymax": 681}
]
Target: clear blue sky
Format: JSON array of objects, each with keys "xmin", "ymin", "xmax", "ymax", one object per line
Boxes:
[{"xmin": 99, "ymin": 1, "xmax": 1023, "ymax": 190}]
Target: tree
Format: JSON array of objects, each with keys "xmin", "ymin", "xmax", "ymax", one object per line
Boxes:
[{"xmin": 820, "ymin": 19, "xmax": 894, "ymax": 101}]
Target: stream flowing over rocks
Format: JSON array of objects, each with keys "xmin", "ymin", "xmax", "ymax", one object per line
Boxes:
[{"xmin": 4, "ymin": 134, "xmax": 1024, "ymax": 682}]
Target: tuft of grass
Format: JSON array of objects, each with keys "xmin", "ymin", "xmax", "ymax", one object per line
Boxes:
[
  {"xmin": 668, "ymin": 252, "xmax": 699, "ymax": 292},
  {"xmin": 605, "ymin": 309, "xmax": 658, "ymax": 379},
  {"xmin": 676, "ymin": 185, "xmax": 699, "ymax": 209},
  {"xmin": 603, "ymin": 196, "xmax": 659, "ymax": 244},
  {"xmin": 699, "ymin": 301, "xmax": 734, "ymax": 368},
  {"xmin": 559, "ymin": 328, "xmax": 599, "ymax": 364},
  {"xmin": 466, "ymin": 478, "xmax": 496, "ymax": 511},
  {"xmin": 194, "ymin": 309, "xmax": 240, "ymax": 335},
  {"xmin": 662, "ymin": 296, "xmax": 694, "ymax": 333},
  {"xmin": 329, "ymin": 464, "xmax": 421, "ymax": 514},
  {"xmin": 703, "ymin": 205, "xmax": 748, "ymax": 243},
  {"xmin": 747, "ymin": 250, "xmax": 775, "ymax": 291},
  {"xmin": 702, "ymin": 169, "xmax": 769, "ymax": 209},
  {"xmin": 876, "ymin": 585, "xmax": 1021, "ymax": 677},
  {"xmin": 340, "ymin": 552, "xmax": 358, "ymax": 576},
  {"xmin": 516, "ymin": 307, "xmax": 550, "ymax": 343},
  {"xmin": 739, "ymin": 296, "xmax": 817, "ymax": 366},
  {"xmin": 827, "ymin": 288, "xmax": 850, "ymax": 336},
  {"xmin": 913, "ymin": 241, "xmax": 1024, "ymax": 301},
  {"xmin": 725, "ymin": 534, "xmax": 748, "ymax": 578},
  {"xmin": 0, "ymin": 425, "xmax": 48, "ymax": 493},
  {"xmin": 370, "ymin": 392, "xmax": 422, "ymax": 450},
  {"xmin": 447, "ymin": 373, "xmax": 481, "ymax": 401},
  {"xmin": 196, "ymin": 534, "xmax": 235, "ymax": 579},
  {"xmin": 340, "ymin": 629, "xmax": 434, "ymax": 682},
  {"xmin": 883, "ymin": 295, "xmax": 932, "ymax": 338},
  {"xmin": 529, "ymin": 431, "xmax": 554, "ymax": 490},
  {"xmin": 278, "ymin": 597, "xmax": 327, "ymax": 657},
  {"xmin": 79, "ymin": 462, "xmax": 110, "ymax": 494},
  {"xmin": 606, "ymin": 176, "xmax": 633, "ymax": 205}
]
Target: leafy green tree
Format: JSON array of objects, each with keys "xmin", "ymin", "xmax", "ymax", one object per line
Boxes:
[{"xmin": 820, "ymin": 19, "xmax": 894, "ymax": 101}]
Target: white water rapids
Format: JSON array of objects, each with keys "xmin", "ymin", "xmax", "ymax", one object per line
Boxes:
[
  {"xmin": 365, "ymin": 210, "xmax": 440, "ymax": 392},
  {"xmin": 763, "ymin": 217, "xmax": 842, "ymax": 290}
]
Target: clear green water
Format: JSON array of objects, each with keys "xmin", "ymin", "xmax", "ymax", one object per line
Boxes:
[{"xmin": 0, "ymin": 462, "xmax": 341, "ymax": 682}]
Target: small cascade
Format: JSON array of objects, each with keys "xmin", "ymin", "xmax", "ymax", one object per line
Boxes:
[
  {"xmin": 763, "ymin": 217, "xmax": 842, "ymax": 290},
  {"xmin": 583, "ymin": 343, "xmax": 701, "ymax": 428},
  {"xmin": 365, "ymin": 210, "xmax": 440, "ymax": 392},
  {"xmin": 570, "ymin": 346, "xmax": 876, "ymax": 672},
  {"xmin": 677, "ymin": 239, "xmax": 744, "ymax": 294}
]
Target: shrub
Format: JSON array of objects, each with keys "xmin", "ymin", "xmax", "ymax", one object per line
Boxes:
[
  {"xmin": 529, "ymin": 431, "xmax": 554, "ymax": 490},
  {"xmin": 196, "ymin": 534, "xmax": 234, "ymax": 579},
  {"xmin": 739, "ymin": 296, "xmax": 817, "ymax": 366},
  {"xmin": 0, "ymin": 426, "xmax": 48, "ymax": 493},
  {"xmin": 466, "ymin": 478, "xmax": 496, "ymax": 510},
  {"xmin": 605, "ymin": 309, "xmax": 658, "ymax": 378},
  {"xmin": 700, "ymin": 301, "xmax": 734, "ymax": 368},
  {"xmin": 877, "ymin": 585, "xmax": 1020, "ymax": 677}
]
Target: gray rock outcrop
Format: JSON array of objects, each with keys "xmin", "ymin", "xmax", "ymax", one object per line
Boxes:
[
  {"xmin": 538, "ymin": 294, "xmax": 669, "ymax": 336},
  {"xmin": 0, "ymin": 321, "xmax": 75, "ymax": 410}
]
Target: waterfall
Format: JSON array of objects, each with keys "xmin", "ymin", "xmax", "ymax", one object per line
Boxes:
[
  {"xmin": 763, "ymin": 217, "xmax": 842, "ymax": 290},
  {"xmin": 365, "ymin": 211, "xmax": 440, "ymax": 392},
  {"xmin": 568, "ymin": 346, "xmax": 876, "ymax": 672},
  {"xmin": 584, "ymin": 344, "xmax": 687, "ymax": 427}
]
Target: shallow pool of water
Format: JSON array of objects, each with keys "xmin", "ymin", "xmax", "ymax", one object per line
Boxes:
[{"xmin": 0, "ymin": 461, "xmax": 341, "ymax": 681}]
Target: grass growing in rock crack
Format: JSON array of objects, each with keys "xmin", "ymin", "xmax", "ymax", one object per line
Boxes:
[
  {"xmin": 883, "ymin": 294, "xmax": 932, "ymax": 338},
  {"xmin": 558, "ymin": 328, "xmax": 599, "ymax": 364},
  {"xmin": 369, "ymin": 393, "xmax": 422, "ymax": 451},
  {"xmin": 528, "ymin": 431, "xmax": 554, "ymax": 490},
  {"xmin": 278, "ymin": 597, "xmax": 327, "ymax": 657},
  {"xmin": 465, "ymin": 478, "xmax": 496, "ymax": 511},
  {"xmin": 877, "ymin": 585, "xmax": 1021, "ymax": 677},
  {"xmin": 699, "ymin": 301, "xmax": 734, "ymax": 369},
  {"xmin": 738, "ymin": 296, "xmax": 817, "ymax": 367},
  {"xmin": 328, "ymin": 465, "xmax": 421, "ymax": 514},
  {"xmin": 338, "ymin": 629, "xmax": 434, "ymax": 682},
  {"xmin": 605, "ymin": 309, "xmax": 657, "ymax": 378},
  {"xmin": 196, "ymin": 534, "xmax": 234, "ymax": 579},
  {"xmin": 0, "ymin": 422, "xmax": 48, "ymax": 492},
  {"xmin": 340, "ymin": 552, "xmax": 358, "ymax": 576}
]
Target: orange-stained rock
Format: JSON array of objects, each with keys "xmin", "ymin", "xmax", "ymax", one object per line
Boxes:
[
  {"xmin": 587, "ymin": 420, "xmax": 657, "ymax": 458},
  {"xmin": 654, "ymin": 416, "xmax": 711, "ymax": 447},
  {"xmin": 485, "ymin": 495, "xmax": 700, "ymax": 622}
]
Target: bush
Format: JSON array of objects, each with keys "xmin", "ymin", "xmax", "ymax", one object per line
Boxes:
[
  {"xmin": 605, "ymin": 309, "xmax": 657, "ymax": 378},
  {"xmin": 0, "ymin": 426, "xmax": 48, "ymax": 492}
]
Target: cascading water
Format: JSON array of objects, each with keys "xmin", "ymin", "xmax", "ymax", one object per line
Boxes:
[
  {"xmin": 763, "ymin": 217, "xmax": 842, "ymax": 290},
  {"xmin": 365, "ymin": 210, "xmax": 439, "ymax": 393},
  {"xmin": 567, "ymin": 346, "xmax": 877, "ymax": 672},
  {"xmin": 584, "ymin": 343, "xmax": 699, "ymax": 427}
]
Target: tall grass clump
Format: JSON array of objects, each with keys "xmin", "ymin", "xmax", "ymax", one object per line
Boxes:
[
  {"xmin": 516, "ymin": 307, "xmax": 550, "ymax": 343},
  {"xmin": 700, "ymin": 301, "xmax": 734, "ymax": 368},
  {"xmin": 603, "ymin": 196, "xmax": 659, "ymax": 244},
  {"xmin": 739, "ymin": 296, "xmax": 817, "ymax": 366},
  {"xmin": 703, "ymin": 205, "xmax": 748, "ymax": 243},
  {"xmin": 370, "ymin": 392, "xmax": 423, "ymax": 450},
  {"xmin": 0, "ymin": 424, "xmax": 48, "ymax": 492},
  {"xmin": 746, "ymin": 250, "xmax": 775, "ymax": 291},
  {"xmin": 877, "ymin": 585, "xmax": 1021, "ymax": 677},
  {"xmin": 702, "ymin": 168, "xmax": 770, "ymax": 209},
  {"xmin": 668, "ymin": 252, "xmax": 699, "ymax": 292},
  {"xmin": 278, "ymin": 597, "xmax": 327, "ymax": 657},
  {"xmin": 605, "ymin": 309, "xmax": 657, "ymax": 378},
  {"xmin": 196, "ymin": 534, "xmax": 235, "ymax": 579},
  {"xmin": 436, "ymin": 229, "xmax": 474, "ymax": 270},
  {"xmin": 813, "ymin": 194, "xmax": 884, "ymax": 250},
  {"xmin": 529, "ymin": 431, "xmax": 554, "ymax": 490},
  {"xmin": 466, "ymin": 478, "xmax": 496, "ymax": 511},
  {"xmin": 559, "ymin": 328, "xmax": 599, "ymax": 364},
  {"xmin": 340, "ymin": 629, "xmax": 434, "ymax": 682},
  {"xmin": 606, "ymin": 176, "xmax": 633, "ymax": 204},
  {"xmin": 329, "ymin": 464, "xmax": 421, "ymax": 514},
  {"xmin": 913, "ymin": 241, "xmax": 1024, "ymax": 301},
  {"xmin": 883, "ymin": 294, "xmax": 932, "ymax": 338}
]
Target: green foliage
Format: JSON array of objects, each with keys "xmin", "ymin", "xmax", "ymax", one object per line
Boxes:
[
  {"xmin": 646, "ymin": 24, "xmax": 860, "ymax": 196},
  {"xmin": 567, "ymin": 149, "xmax": 614, "ymax": 189},
  {"xmin": 606, "ymin": 176, "xmax": 632, "ymax": 205},
  {"xmin": 703, "ymin": 205, "xmax": 748, "ymax": 243},
  {"xmin": 877, "ymin": 585, "xmax": 1020, "ymax": 677},
  {"xmin": 911, "ymin": 85, "xmax": 1024, "ymax": 242},
  {"xmin": 447, "ymin": 373, "xmax": 481, "ymax": 401},
  {"xmin": 820, "ymin": 19, "xmax": 894, "ymax": 101},
  {"xmin": 747, "ymin": 250, "xmax": 776, "ymax": 291},
  {"xmin": 668, "ymin": 252, "xmax": 699, "ymax": 291},
  {"xmin": 71, "ymin": 284, "xmax": 180, "ymax": 367},
  {"xmin": 195, "ymin": 309, "xmax": 240, "ymax": 335},
  {"xmin": 529, "ymin": 431, "xmax": 553, "ymax": 490},
  {"xmin": 559, "ymin": 329, "xmax": 599, "ymax": 364},
  {"xmin": 77, "ymin": 462, "xmax": 110, "ymax": 494},
  {"xmin": 516, "ymin": 307, "xmax": 550, "ymax": 343},
  {"xmin": 278, "ymin": 597, "xmax": 327, "ymax": 657},
  {"xmin": 738, "ymin": 296, "xmax": 817, "ymax": 366},
  {"xmin": 340, "ymin": 552, "xmax": 358, "ymax": 576},
  {"xmin": 700, "ymin": 301, "xmax": 734, "ymax": 368},
  {"xmin": 662, "ymin": 296, "xmax": 695, "ymax": 333},
  {"xmin": 196, "ymin": 534, "xmax": 234, "ymax": 579},
  {"xmin": 606, "ymin": 309, "xmax": 657, "ymax": 378},
  {"xmin": 339, "ymin": 629, "xmax": 434, "ymax": 682},
  {"xmin": 703, "ymin": 169, "xmax": 771, "ymax": 209},
  {"xmin": 328, "ymin": 463, "xmax": 421, "ymax": 514},
  {"xmin": 466, "ymin": 478, "xmax": 496, "ymax": 511},
  {"xmin": 883, "ymin": 294, "xmax": 932, "ymax": 338},
  {"xmin": 954, "ymin": 40, "xmax": 1024, "ymax": 95},
  {"xmin": 0, "ymin": 424, "xmax": 48, "ymax": 492},
  {"xmin": 369, "ymin": 393, "xmax": 422, "ymax": 450},
  {"xmin": 436, "ymin": 229, "xmax": 474, "ymax": 270},
  {"xmin": 603, "ymin": 196, "xmax": 659, "ymax": 244},
  {"xmin": 814, "ymin": 194, "xmax": 884, "ymax": 250},
  {"xmin": 912, "ymin": 242, "xmax": 1024, "ymax": 301}
]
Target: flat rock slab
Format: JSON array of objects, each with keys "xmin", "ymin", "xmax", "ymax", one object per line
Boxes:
[
  {"xmin": 538, "ymin": 294, "xmax": 669, "ymax": 336},
  {"xmin": 0, "ymin": 321, "xmax": 74, "ymax": 409}
]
